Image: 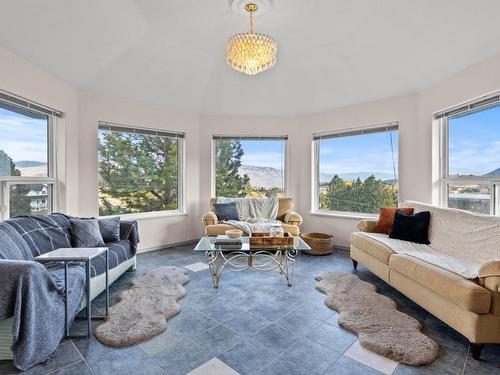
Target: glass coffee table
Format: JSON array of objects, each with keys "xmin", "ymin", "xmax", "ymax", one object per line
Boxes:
[{"xmin": 194, "ymin": 236, "xmax": 310, "ymax": 288}]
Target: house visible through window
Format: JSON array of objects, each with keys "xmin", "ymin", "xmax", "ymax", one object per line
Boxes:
[
  {"xmin": 98, "ymin": 122, "xmax": 184, "ymax": 216},
  {"xmin": 0, "ymin": 97, "xmax": 56, "ymax": 220},
  {"xmin": 313, "ymin": 123, "xmax": 399, "ymax": 215},
  {"xmin": 212, "ymin": 135, "xmax": 287, "ymax": 198},
  {"xmin": 437, "ymin": 95, "xmax": 500, "ymax": 215}
]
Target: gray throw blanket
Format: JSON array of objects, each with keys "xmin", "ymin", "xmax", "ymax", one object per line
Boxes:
[
  {"xmin": 217, "ymin": 197, "xmax": 281, "ymax": 234},
  {"xmin": 0, "ymin": 260, "xmax": 85, "ymax": 370}
]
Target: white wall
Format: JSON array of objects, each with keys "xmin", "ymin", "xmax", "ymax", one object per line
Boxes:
[
  {"xmin": 78, "ymin": 92, "xmax": 202, "ymax": 252},
  {"xmin": 2, "ymin": 44, "xmax": 500, "ymax": 251}
]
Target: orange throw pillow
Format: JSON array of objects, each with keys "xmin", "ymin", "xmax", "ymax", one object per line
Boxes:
[{"xmin": 373, "ymin": 207, "xmax": 415, "ymax": 235}]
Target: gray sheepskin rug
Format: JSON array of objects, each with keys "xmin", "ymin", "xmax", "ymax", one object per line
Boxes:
[
  {"xmin": 315, "ymin": 271, "xmax": 439, "ymax": 366},
  {"xmin": 95, "ymin": 266, "xmax": 190, "ymax": 347}
]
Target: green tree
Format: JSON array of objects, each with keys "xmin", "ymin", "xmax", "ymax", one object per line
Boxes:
[
  {"xmin": 325, "ymin": 174, "xmax": 397, "ymax": 213},
  {"xmin": 214, "ymin": 140, "xmax": 250, "ymax": 197},
  {"xmin": 99, "ymin": 132, "xmax": 179, "ymax": 215}
]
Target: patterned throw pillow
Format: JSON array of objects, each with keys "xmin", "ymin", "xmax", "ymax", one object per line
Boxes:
[
  {"xmin": 98, "ymin": 217, "xmax": 121, "ymax": 242},
  {"xmin": 70, "ymin": 219, "xmax": 105, "ymax": 248}
]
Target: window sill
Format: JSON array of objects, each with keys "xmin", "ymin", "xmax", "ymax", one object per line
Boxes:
[
  {"xmin": 309, "ymin": 211, "xmax": 378, "ymax": 220},
  {"xmin": 99, "ymin": 210, "xmax": 188, "ymax": 221}
]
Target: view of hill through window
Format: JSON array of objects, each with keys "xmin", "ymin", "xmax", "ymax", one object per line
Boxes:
[
  {"xmin": 317, "ymin": 129, "xmax": 399, "ymax": 214},
  {"xmin": 447, "ymin": 103, "xmax": 500, "ymax": 214},
  {"xmin": 0, "ymin": 106, "xmax": 49, "ymax": 218},
  {"xmin": 214, "ymin": 138, "xmax": 286, "ymax": 198}
]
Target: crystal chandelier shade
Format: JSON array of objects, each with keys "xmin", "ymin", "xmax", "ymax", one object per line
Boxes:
[{"xmin": 226, "ymin": 3, "xmax": 277, "ymax": 75}]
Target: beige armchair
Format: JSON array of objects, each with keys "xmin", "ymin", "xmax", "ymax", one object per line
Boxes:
[{"xmin": 202, "ymin": 197, "xmax": 302, "ymax": 236}]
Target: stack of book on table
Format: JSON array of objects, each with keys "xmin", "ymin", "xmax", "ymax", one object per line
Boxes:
[{"xmin": 214, "ymin": 235, "xmax": 243, "ymax": 249}]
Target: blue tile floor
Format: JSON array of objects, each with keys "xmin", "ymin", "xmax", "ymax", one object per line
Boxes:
[{"xmin": 1, "ymin": 243, "xmax": 499, "ymax": 374}]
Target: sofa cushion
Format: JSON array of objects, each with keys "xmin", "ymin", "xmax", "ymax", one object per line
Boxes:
[
  {"xmin": 7, "ymin": 214, "xmax": 73, "ymax": 257},
  {"xmin": 89, "ymin": 240, "xmax": 134, "ymax": 277},
  {"xmin": 351, "ymin": 232, "xmax": 394, "ymax": 265},
  {"xmin": 373, "ymin": 207, "xmax": 414, "ymax": 235},
  {"xmin": 390, "ymin": 211, "xmax": 431, "ymax": 244},
  {"xmin": 214, "ymin": 202, "xmax": 239, "ymax": 221},
  {"xmin": 389, "ymin": 254, "xmax": 491, "ymax": 314},
  {"xmin": 70, "ymin": 219, "xmax": 105, "ymax": 248},
  {"xmin": 98, "ymin": 217, "xmax": 121, "ymax": 242}
]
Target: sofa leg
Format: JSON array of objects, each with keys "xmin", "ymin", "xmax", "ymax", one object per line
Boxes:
[
  {"xmin": 352, "ymin": 260, "xmax": 358, "ymax": 270},
  {"xmin": 128, "ymin": 260, "xmax": 137, "ymax": 272},
  {"xmin": 470, "ymin": 343, "xmax": 484, "ymax": 360}
]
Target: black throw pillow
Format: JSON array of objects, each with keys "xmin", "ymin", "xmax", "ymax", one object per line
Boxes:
[
  {"xmin": 214, "ymin": 202, "xmax": 239, "ymax": 221},
  {"xmin": 98, "ymin": 217, "xmax": 121, "ymax": 242},
  {"xmin": 389, "ymin": 210, "xmax": 431, "ymax": 245}
]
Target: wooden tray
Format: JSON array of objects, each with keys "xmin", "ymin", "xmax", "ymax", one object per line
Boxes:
[{"xmin": 249, "ymin": 232, "xmax": 294, "ymax": 248}]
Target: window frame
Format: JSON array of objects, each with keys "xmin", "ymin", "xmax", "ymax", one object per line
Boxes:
[
  {"xmin": 436, "ymin": 93, "xmax": 500, "ymax": 215},
  {"xmin": 210, "ymin": 134, "xmax": 289, "ymax": 198},
  {"xmin": 0, "ymin": 98, "xmax": 57, "ymax": 220},
  {"xmin": 97, "ymin": 122, "xmax": 186, "ymax": 219},
  {"xmin": 311, "ymin": 122, "xmax": 400, "ymax": 217}
]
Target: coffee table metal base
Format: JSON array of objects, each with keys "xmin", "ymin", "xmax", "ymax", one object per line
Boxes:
[{"xmin": 205, "ymin": 249, "xmax": 298, "ymax": 288}]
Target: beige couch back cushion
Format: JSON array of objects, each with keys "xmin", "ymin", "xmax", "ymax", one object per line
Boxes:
[
  {"xmin": 210, "ymin": 197, "xmax": 294, "ymax": 221},
  {"xmin": 401, "ymin": 201, "xmax": 500, "ymax": 270}
]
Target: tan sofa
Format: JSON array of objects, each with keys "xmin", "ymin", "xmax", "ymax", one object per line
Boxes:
[
  {"xmin": 202, "ymin": 197, "xmax": 302, "ymax": 236},
  {"xmin": 350, "ymin": 203, "xmax": 500, "ymax": 360}
]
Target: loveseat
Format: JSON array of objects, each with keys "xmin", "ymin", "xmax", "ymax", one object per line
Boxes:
[
  {"xmin": 0, "ymin": 213, "xmax": 139, "ymax": 370},
  {"xmin": 350, "ymin": 201, "xmax": 500, "ymax": 359},
  {"xmin": 202, "ymin": 197, "xmax": 303, "ymax": 236}
]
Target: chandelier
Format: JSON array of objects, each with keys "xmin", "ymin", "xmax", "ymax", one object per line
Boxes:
[{"xmin": 226, "ymin": 3, "xmax": 277, "ymax": 75}]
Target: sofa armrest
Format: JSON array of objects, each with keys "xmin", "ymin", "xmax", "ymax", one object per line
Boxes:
[
  {"xmin": 284, "ymin": 211, "xmax": 303, "ymax": 226},
  {"xmin": 355, "ymin": 219, "xmax": 378, "ymax": 233},
  {"xmin": 479, "ymin": 275, "xmax": 500, "ymax": 316},
  {"xmin": 202, "ymin": 211, "xmax": 218, "ymax": 226},
  {"xmin": 478, "ymin": 261, "xmax": 500, "ymax": 279}
]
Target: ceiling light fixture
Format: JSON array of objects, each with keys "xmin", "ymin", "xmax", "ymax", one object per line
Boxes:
[{"xmin": 226, "ymin": 2, "xmax": 277, "ymax": 75}]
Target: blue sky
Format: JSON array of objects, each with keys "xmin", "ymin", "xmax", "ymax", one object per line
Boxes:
[
  {"xmin": 319, "ymin": 131, "xmax": 399, "ymax": 178},
  {"xmin": 240, "ymin": 140, "xmax": 285, "ymax": 170},
  {"xmin": 449, "ymin": 104, "xmax": 500, "ymax": 176},
  {"xmin": 0, "ymin": 108, "xmax": 47, "ymax": 163}
]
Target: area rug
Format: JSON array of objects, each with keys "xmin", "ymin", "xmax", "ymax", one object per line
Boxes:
[
  {"xmin": 315, "ymin": 271, "xmax": 439, "ymax": 366},
  {"xmin": 94, "ymin": 266, "xmax": 190, "ymax": 347}
]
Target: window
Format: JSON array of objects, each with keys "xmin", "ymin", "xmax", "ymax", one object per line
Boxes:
[
  {"xmin": 0, "ymin": 93, "xmax": 60, "ymax": 220},
  {"xmin": 313, "ymin": 123, "xmax": 399, "ymax": 215},
  {"xmin": 212, "ymin": 135, "xmax": 287, "ymax": 198},
  {"xmin": 437, "ymin": 94, "xmax": 500, "ymax": 215},
  {"xmin": 98, "ymin": 122, "xmax": 184, "ymax": 216}
]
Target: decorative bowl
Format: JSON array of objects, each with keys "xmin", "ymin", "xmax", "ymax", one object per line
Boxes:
[{"xmin": 225, "ymin": 229, "xmax": 243, "ymax": 239}]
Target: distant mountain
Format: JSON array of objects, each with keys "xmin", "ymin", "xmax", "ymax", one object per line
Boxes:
[
  {"xmin": 485, "ymin": 168, "xmax": 500, "ymax": 176},
  {"xmin": 239, "ymin": 165, "xmax": 283, "ymax": 188},
  {"xmin": 14, "ymin": 161, "xmax": 47, "ymax": 177},
  {"xmin": 238, "ymin": 165, "xmax": 396, "ymax": 188},
  {"xmin": 15, "ymin": 161, "xmax": 46, "ymax": 168},
  {"xmin": 320, "ymin": 172, "xmax": 395, "ymax": 184}
]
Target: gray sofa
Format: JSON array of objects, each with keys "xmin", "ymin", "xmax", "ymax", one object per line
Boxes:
[{"xmin": 0, "ymin": 213, "xmax": 139, "ymax": 370}]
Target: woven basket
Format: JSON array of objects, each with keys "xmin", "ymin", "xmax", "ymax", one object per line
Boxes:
[{"xmin": 300, "ymin": 232, "xmax": 334, "ymax": 255}]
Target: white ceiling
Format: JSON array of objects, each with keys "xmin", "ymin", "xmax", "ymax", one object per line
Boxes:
[{"xmin": 1, "ymin": 0, "xmax": 500, "ymax": 116}]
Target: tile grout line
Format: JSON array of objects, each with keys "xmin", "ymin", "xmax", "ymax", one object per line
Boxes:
[
  {"xmin": 136, "ymin": 343, "xmax": 168, "ymax": 375},
  {"xmin": 65, "ymin": 339, "xmax": 96, "ymax": 375}
]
